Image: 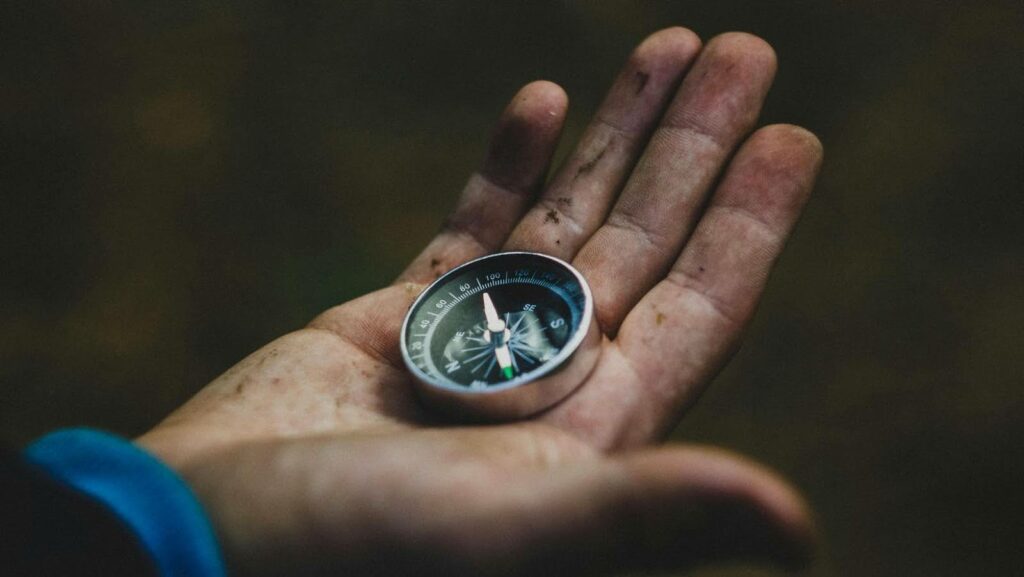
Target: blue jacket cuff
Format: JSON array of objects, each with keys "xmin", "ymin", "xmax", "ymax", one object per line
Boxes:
[{"xmin": 24, "ymin": 428, "xmax": 227, "ymax": 577}]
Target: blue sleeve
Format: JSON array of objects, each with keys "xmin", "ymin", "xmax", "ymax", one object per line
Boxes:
[{"xmin": 23, "ymin": 428, "xmax": 227, "ymax": 577}]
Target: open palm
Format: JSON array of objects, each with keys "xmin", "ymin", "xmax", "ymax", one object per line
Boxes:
[{"xmin": 138, "ymin": 28, "xmax": 823, "ymax": 577}]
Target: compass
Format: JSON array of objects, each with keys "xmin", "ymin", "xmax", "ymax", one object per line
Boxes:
[{"xmin": 400, "ymin": 252, "xmax": 600, "ymax": 420}]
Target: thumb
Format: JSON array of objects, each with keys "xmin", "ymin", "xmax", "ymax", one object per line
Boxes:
[{"xmin": 482, "ymin": 445, "xmax": 816, "ymax": 576}]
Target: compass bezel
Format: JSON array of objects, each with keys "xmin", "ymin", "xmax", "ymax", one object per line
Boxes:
[{"xmin": 400, "ymin": 251, "xmax": 599, "ymax": 420}]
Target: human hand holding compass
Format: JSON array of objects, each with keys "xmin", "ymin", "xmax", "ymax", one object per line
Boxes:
[{"xmin": 138, "ymin": 28, "xmax": 823, "ymax": 577}]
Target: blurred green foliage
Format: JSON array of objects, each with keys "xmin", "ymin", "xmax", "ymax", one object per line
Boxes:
[{"xmin": 1, "ymin": 1, "xmax": 1022, "ymax": 576}]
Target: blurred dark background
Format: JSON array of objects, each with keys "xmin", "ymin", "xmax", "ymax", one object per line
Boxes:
[{"xmin": 2, "ymin": 1, "xmax": 1021, "ymax": 576}]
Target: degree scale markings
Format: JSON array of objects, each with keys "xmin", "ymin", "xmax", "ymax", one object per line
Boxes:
[
  {"xmin": 407, "ymin": 269, "xmax": 581, "ymax": 386},
  {"xmin": 414, "ymin": 271, "xmax": 571, "ymax": 317},
  {"xmin": 433, "ymin": 277, "xmax": 567, "ymax": 316}
]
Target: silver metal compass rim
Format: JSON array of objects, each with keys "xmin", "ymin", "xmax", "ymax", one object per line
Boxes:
[{"xmin": 399, "ymin": 250, "xmax": 595, "ymax": 396}]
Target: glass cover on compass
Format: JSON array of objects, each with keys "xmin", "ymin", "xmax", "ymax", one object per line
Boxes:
[{"xmin": 402, "ymin": 252, "xmax": 590, "ymax": 392}]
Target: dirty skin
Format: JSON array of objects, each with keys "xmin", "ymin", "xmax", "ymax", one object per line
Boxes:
[
  {"xmin": 575, "ymin": 146, "xmax": 607, "ymax": 180},
  {"xmin": 635, "ymin": 70, "xmax": 650, "ymax": 93},
  {"xmin": 235, "ymin": 375, "xmax": 281, "ymax": 396},
  {"xmin": 429, "ymin": 258, "xmax": 444, "ymax": 278},
  {"xmin": 403, "ymin": 282, "xmax": 424, "ymax": 299}
]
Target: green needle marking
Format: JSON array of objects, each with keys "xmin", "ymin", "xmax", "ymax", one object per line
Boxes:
[{"xmin": 502, "ymin": 366, "xmax": 514, "ymax": 380}]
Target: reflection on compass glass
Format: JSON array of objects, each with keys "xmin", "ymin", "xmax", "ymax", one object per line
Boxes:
[{"xmin": 402, "ymin": 252, "xmax": 589, "ymax": 391}]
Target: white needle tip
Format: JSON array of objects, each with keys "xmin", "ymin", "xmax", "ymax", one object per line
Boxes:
[{"xmin": 482, "ymin": 292, "xmax": 505, "ymax": 332}]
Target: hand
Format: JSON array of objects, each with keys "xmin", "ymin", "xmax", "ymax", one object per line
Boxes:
[{"xmin": 138, "ymin": 27, "xmax": 823, "ymax": 577}]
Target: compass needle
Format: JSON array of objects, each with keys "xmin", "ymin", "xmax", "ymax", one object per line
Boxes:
[{"xmin": 482, "ymin": 292, "xmax": 504, "ymax": 332}]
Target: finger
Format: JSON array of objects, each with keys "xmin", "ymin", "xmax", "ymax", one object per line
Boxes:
[
  {"xmin": 447, "ymin": 445, "xmax": 815, "ymax": 576},
  {"xmin": 398, "ymin": 81, "xmax": 568, "ymax": 284},
  {"xmin": 557, "ymin": 125, "xmax": 821, "ymax": 449},
  {"xmin": 573, "ymin": 32, "xmax": 779, "ymax": 335},
  {"xmin": 602, "ymin": 446, "xmax": 817, "ymax": 574},
  {"xmin": 192, "ymin": 434, "xmax": 813, "ymax": 577},
  {"xmin": 503, "ymin": 27, "xmax": 701, "ymax": 259}
]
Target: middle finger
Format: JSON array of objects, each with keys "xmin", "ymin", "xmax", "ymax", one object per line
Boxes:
[
  {"xmin": 503, "ymin": 27, "xmax": 702, "ymax": 260},
  {"xmin": 574, "ymin": 32, "xmax": 778, "ymax": 334}
]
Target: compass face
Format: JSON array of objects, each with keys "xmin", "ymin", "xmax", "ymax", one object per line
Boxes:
[{"xmin": 401, "ymin": 252, "xmax": 592, "ymax": 393}]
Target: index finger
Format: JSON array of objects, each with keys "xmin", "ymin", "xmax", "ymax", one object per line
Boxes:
[{"xmin": 398, "ymin": 81, "xmax": 568, "ymax": 284}]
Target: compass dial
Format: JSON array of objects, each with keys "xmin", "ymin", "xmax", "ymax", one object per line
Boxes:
[{"xmin": 401, "ymin": 252, "xmax": 592, "ymax": 397}]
